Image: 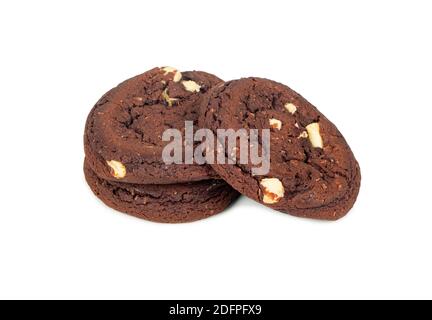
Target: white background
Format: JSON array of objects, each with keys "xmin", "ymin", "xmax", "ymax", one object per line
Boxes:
[{"xmin": 1, "ymin": 0, "xmax": 431, "ymax": 300}]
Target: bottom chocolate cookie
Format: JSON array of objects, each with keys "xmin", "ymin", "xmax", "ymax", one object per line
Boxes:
[{"xmin": 84, "ymin": 161, "xmax": 239, "ymax": 223}]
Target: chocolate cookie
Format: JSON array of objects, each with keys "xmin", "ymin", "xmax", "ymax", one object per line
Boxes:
[
  {"xmin": 84, "ymin": 161, "xmax": 239, "ymax": 223},
  {"xmin": 84, "ymin": 67, "xmax": 222, "ymax": 184},
  {"xmin": 200, "ymin": 78, "xmax": 361, "ymax": 220}
]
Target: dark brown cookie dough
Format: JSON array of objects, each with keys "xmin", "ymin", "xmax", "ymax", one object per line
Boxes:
[
  {"xmin": 200, "ymin": 78, "xmax": 361, "ymax": 220},
  {"xmin": 84, "ymin": 161, "xmax": 239, "ymax": 223},
  {"xmin": 84, "ymin": 67, "xmax": 223, "ymax": 184}
]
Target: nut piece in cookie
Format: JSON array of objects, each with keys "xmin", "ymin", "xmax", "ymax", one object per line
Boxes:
[
  {"xmin": 106, "ymin": 160, "xmax": 127, "ymax": 179},
  {"xmin": 306, "ymin": 122, "xmax": 323, "ymax": 148},
  {"xmin": 161, "ymin": 66, "xmax": 182, "ymax": 82},
  {"xmin": 269, "ymin": 118, "xmax": 282, "ymax": 130},
  {"xmin": 182, "ymin": 80, "xmax": 201, "ymax": 93},
  {"xmin": 260, "ymin": 178, "xmax": 285, "ymax": 204}
]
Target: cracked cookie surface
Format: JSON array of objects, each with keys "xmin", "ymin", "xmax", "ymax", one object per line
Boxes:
[
  {"xmin": 84, "ymin": 67, "xmax": 223, "ymax": 184},
  {"xmin": 84, "ymin": 161, "xmax": 239, "ymax": 223},
  {"xmin": 200, "ymin": 77, "xmax": 361, "ymax": 220}
]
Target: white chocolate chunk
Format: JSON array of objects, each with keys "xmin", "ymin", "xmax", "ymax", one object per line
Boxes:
[
  {"xmin": 182, "ymin": 80, "xmax": 201, "ymax": 93},
  {"xmin": 162, "ymin": 88, "xmax": 178, "ymax": 107},
  {"xmin": 298, "ymin": 131, "xmax": 308, "ymax": 139},
  {"xmin": 106, "ymin": 160, "xmax": 126, "ymax": 179},
  {"xmin": 269, "ymin": 118, "xmax": 282, "ymax": 130},
  {"xmin": 306, "ymin": 122, "xmax": 324, "ymax": 148},
  {"xmin": 260, "ymin": 178, "xmax": 285, "ymax": 204},
  {"xmin": 173, "ymin": 71, "xmax": 182, "ymax": 82},
  {"xmin": 284, "ymin": 103, "xmax": 297, "ymax": 114},
  {"xmin": 161, "ymin": 66, "xmax": 182, "ymax": 82}
]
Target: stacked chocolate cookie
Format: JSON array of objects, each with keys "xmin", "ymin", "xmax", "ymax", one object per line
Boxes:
[
  {"xmin": 84, "ymin": 67, "xmax": 360, "ymax": 223},
  {"xmin": 84, "ymin": 67, "xmax": 239, "ymax": 223}
]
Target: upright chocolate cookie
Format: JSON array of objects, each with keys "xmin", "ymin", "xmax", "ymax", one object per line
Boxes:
[
  {"xmin": 84, "ymin": 161, "xmax": 239, "ymax": 223},
  {"xmin": 85, "ymin": 67, "xmax": 222, "ymax": 184},
  {"xmin": 200, "ymin": 78, "xmax": 361, "ymax": 220}
]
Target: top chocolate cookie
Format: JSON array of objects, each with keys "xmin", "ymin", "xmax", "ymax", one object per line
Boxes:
[
  {"xmin": 84, "ymin": 67, "xmax": 222, "ymax": 184},
  {"xmin": 200, "ymin": 78, "xmax": 361, "ymax": 220}
]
